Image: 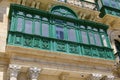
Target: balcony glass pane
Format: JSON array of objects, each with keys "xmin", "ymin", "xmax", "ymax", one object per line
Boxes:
[
  {"xmin": 34, "ymin": 21, "xmax": 40, "ymax": 35},
  {"xmin": 25, "ymin": 20, "xmax": 32, "ymax": 34},
  {"xmin": 89, "ymin": 32, "xmax": 95, "ymax": 45},
  {"xmin": 103, "ymin": 0, "xmax": 110, "ymax": 6},
  {"xmin": 81, "ymin": 31, "xmax": 88, "ymax": 44},
  {"xmin": 111, "ymin": 0, "xmax": 117, "ymax": 8},
  {"xmin": 68, "ymin": 28, "xmax": 76, "ymax": 41},
  {"xmin": 56, "ymin": 26, "xmax": 64, "ymax": 40},
  {"xmin": 42, "ymin": 23, "xmax": 49, "ymax": 37},
  {"xmin": 101, "ymin": 34, "xmax": 108, "ymax": 47},
  {"xmin": 17, "ymin": 18, "xmax": 23, "ymax": 31},
  {"xmin": 94, "ymin": 33, "xmax": 102, "ymax": 46}
]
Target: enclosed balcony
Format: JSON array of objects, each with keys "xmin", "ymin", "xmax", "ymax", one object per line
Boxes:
[
  {"xmin": 97, "ymin": 0, "xmax": 120, "ymax": 17},
  {"xmin": 7, "ymin": 4, "xmax": 114, "ymax": 60}
]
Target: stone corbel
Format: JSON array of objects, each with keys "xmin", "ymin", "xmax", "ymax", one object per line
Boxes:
[
  {"xmin": 31, "ymin": 1, "xmax": 36, "ymax": 8},
  {"xmin": 36, "ymin": 1, "xmax": 41, "ymax": 9},
  {"xmin": 102, "ymin": 75, "xmax": 114, "ymax": 80},
  {"xmin": 22, "ymin": 0, "xmax": 26, "ymax": 5},
  {"xmin": 17, "ymin": 0, "xmax": 22, "ymax": 4},
  {"xmin": 9, "ymin": 64, "xmax": 21, "ymax": 80},
  {"xmin": 86, "ymin": 73, "xmax": 102, "ymax": 80},
  {"xmin": 59, "ymin": 72, "xmax": 69, "ymax": 80},
  {"xmin": 28, "ymin": 67, "xmax": 41, "ymax": 80}
]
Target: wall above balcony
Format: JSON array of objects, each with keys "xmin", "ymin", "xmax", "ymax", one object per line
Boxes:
[{"xmin": 9, "ymin": 0, "xmax": 102, "ymax": 23}]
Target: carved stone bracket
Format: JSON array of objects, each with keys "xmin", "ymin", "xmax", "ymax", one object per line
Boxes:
[
  {"xmin": 102, "ymin": 75, "xmax": 114, "ymax": 80},
  {"xmin": 86, "ymin": 73, "xmax": 102, "ymax": 80},
  {"xmin": 107, "ymin": 75, "xmax": 114, "ymax": 80},
  {"xmin": 28, "ymin": 67, "xmax": 41, "ymax": 80},
  {"xmin": 9, "ymin": 64, "xmax": 21, "ymax": 80}
]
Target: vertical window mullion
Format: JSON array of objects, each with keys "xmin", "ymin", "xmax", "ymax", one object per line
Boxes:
[
  {"xmin": 64, "ymin": 27, "xmax": 68, "ymax": 40},
  {"xmin": 76, "ymin": 29, "xmax": 79, "ymax": 42},
  {"xmin": 22, "ymin": 17, "xmax": 25, "ymax": 33},
  {"xmin": 78, "ymin": 29, "xmax": 82, "ymax": 43},
  {"xmin": 33, "ymin": 20, "xmax": 35, "ymax": 35},
  {"xmin": 52, "ymin": 24, "xmax": 56, "ymax": 38},
  {"xmin": 10, "ymin": 16, "xmax": 15, "ymax": 31},
  {"xmin": 40, "ymin": 19, "xmax": 42, "ymax": 35}
]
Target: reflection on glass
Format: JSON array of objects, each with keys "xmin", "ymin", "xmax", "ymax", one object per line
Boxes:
[
  {"xmin": 56, "ymin": 26, "xmax": 64, "ymax": 40},
  {"xmin": 101, "ymin": 34, "xmax": 108, "ymax": 47},
  {"xmin": 17, "ymin": 18, "xmax": 23, "ymax": 31},
  {"xmin": 68, "ymin": 29, "xmax": 76, "ymax": 41},
  {"xmin": 97, "ymin": 0, "xmax": 102, "ymax": 9},
  {"xmin": 94, "ymin": 33, "xmax": 102, "ymax": 46},
  {"xmin": 89, "ymin": 32, "xmax": 95, "ymax": 45},
  {"xmin": 111, "ymin": 0, "xmax": 117, "ymax": 8},
  {"xmin": 42, "ymin": 23, "xmax": 49, "ymax": 37},
  {"xmin": 25, "ymin": 20, "xmax": 32, "ymax": 34},
  {"xmin": 81, "ymin": 31, "xmax": 88, "ymax": 44},
  {"xmin": 103, "ymin": 0, "xmax": 109, "ymax": 6},
  {"xmin": 35, "ymin": 21, "xmax": 40, "ymax": 35}
]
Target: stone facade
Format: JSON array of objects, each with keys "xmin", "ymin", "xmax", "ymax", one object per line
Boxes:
[{"xmin": 0, "ymin": 0, "xmax": 120, "ymax": 80}]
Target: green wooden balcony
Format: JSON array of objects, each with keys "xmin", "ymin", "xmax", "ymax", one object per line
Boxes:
[
  {"xmin": 7, "ymin": 4, "xmax": 115, "ymax": 60},
  {"xmin": 97, "ymin": 0, "xmax": 120, "ymax": 17}
]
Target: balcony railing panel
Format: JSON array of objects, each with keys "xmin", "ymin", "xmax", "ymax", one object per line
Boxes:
[{"xmin": 8, "ymin": 31, "xmax": 114, "ymax": 60}]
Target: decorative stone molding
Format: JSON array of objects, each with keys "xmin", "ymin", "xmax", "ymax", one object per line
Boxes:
[
  {"xmin": 28, "ymin": 67, "xmax": 41, "ymax": 80},
  {"xmin": 103, "ymin": 75, "xmax": 114, "ymax": 80},
  {"xmin": 59, "ymin": 72, "xmax": 69, "ymax": 80},
  {"xmin": 107, "ymin": 75, "xmax": 114, "ymax": 80},
  {"xmin": 86, "ymin": 73, "xmax": 102, "ymax": 80},
  {"xmin": 9, "ymin": 64, "xmax": 21, "ymax": 80}
]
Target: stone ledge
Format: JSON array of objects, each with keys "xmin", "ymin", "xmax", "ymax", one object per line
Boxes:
[{"xmin": 6, "ymin": 45, "xmax": 115, "ymax": 69}]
